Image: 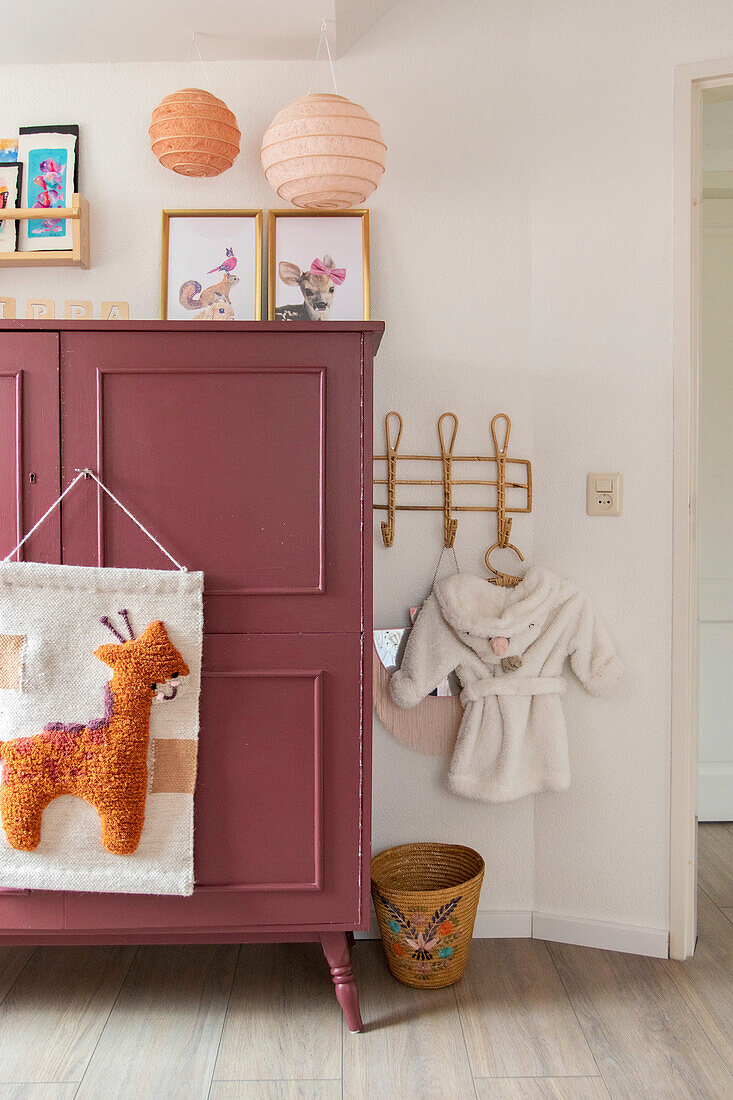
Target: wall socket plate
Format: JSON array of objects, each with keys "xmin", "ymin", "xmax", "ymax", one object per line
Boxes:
[{"xmin": 587, "ymin": 473, "xmax": 623, "ymax": 516}]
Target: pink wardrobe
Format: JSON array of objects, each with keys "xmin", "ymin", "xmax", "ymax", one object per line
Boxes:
[{"xmin": 0, "ymin": 320, "xmax": 382, "ymax": 1031}]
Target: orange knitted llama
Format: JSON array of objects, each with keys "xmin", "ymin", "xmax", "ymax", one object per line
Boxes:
[{"xmin": 0, "ymin": 613, "xmax": 189, "ymax": 855}]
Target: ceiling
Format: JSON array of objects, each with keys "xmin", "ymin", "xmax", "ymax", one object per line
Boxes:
[{"xmin": 2, "ymin": 0, "xmax": 398, "ymax": 63}]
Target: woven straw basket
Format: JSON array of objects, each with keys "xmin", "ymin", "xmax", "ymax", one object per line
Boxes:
[{"xmin": 371, "ymin": 843, "xmax": 485, "ymax": 989}]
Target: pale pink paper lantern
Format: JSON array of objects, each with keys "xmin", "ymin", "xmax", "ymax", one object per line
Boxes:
[
  {"xmin": 150, "ymin": 88, "xmax": 241, "ymax": 177},
  {"xmin": 260, "ymin": 93, "xmax": 387, "ymax": 209}
]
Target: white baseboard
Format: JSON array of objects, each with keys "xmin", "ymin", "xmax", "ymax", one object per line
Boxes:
[
  {"xmin": 532, "ymin": 911, "xmax": 669, "ymax": 958},
  {"xmin": 474, "ymin": 909, "xmax": 533, "ymax": 938},
  {"xmin": 357, "ymin": 909, "xmax": 668, "ymax": 957}
]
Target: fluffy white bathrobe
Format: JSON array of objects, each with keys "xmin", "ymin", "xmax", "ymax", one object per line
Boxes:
[{"xmin": 390, "ymin": 568, "xmax": 622, "ymax": 802}]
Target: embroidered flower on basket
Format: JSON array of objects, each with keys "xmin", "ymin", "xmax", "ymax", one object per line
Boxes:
[{"xmin": 377, "ymin": 892, "xmax": 463, "ymax": 979}]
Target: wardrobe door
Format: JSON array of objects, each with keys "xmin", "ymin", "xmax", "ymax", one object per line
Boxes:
[
  {"xmin": 0, "ymin": 332, "xmax": 64, "ymax": 931},
  {"xmin": 0, "ymin": 333, "xmax": 61, "ymax": 564},
  {"xmin": 59, "ymin": 330, "xmax": 366, "ymax": 633},
  {"xmin": 57, "ymin": 328, "xmax": 370, "ymax": 931}
]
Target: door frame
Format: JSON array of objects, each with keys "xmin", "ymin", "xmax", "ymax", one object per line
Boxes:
[{"xmin": 672, "ymin": 56, "xmax": 733, "ymax": 959}]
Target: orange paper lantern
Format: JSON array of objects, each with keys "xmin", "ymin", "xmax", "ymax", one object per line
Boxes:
[
  {"xmin": 150, "ymin": 88, "xmax": 241, "ymax": 177},
  {"xmin": 261, "ymin": 93, "xmax": 386, "ymax": 209}
]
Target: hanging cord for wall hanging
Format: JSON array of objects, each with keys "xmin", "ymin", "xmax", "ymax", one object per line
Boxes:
[
  {"xmin": 308, "ymin": 20, "xmax": 339, "ymax": 95},
  {"xmin": 2, "ymin": 469, "xmax": 187, "ymax": 572},
  {"xmin": 192, "ymin": 31, "xmax": 214, "ymax": 94}
]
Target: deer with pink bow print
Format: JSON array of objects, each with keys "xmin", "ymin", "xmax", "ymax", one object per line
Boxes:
[{"xmin": 275, "ymin": 255, "xmax": 346, "ymax": 321}]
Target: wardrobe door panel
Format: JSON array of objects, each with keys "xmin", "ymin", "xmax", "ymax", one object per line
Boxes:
[
  {"xmin": 0, "ymin": 333, "xmax": 60, "ymax": 564},
  {"xmin": 59, "ymin": 331, "xmax": 365, "ymax": 633},
  {"xmin": 64, "ymin": 631, "xmax": 366, "ymax": 930}
]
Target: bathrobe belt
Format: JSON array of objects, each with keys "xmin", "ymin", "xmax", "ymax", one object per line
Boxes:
[{"xmin": 460, "ymin": 676, "xmax": 566, "ymax": 705}]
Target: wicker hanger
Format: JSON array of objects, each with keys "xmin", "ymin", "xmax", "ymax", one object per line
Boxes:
[
  {"xmin": 373, "ymin": 410, "xmax": 532, "ymax": 577},
  {"xmin": 485, "ymin": 414, "xmax": 524, "ymax": 587}
]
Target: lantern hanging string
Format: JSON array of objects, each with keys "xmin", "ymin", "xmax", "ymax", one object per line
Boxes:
[
  {"xmin": 309, "ymin": 21, "xmax": 339, "ymax": 96},
  {"xmin": 192, "ymin": 31, "xmax": 214, "ymax": 95}
]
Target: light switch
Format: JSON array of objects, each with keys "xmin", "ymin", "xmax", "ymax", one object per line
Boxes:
[{"xmin": 587, "ymin": 473, "xmax": 622, "ymax": 516}]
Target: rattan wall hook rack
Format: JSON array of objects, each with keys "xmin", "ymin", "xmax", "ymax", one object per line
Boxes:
[{"xmin": 373, "ymin": 411, "xmax": 532, "ymax": 586}]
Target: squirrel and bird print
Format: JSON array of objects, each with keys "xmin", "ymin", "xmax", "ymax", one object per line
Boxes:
[{"xmin": 179, "ymin": 246, "xmax": 239, "ymax": 320}]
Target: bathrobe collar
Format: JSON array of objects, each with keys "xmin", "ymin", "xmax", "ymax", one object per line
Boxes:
[{"xmin": 434, "ymin": 567, "xmax": 556, "ymax": 637}]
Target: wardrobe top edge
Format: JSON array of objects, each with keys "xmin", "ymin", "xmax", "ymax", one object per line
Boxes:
[{"xmin": 0, "ymin": 318, "xmax": 384, "ymax": 352}]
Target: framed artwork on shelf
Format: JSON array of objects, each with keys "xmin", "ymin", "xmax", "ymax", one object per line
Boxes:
[
  {"xmin": 161, "ymin": 209, "xmax": 263, "ymax": 320},
  {"xmin": 0, "ymin": 163, "xmax": 22, "ymax": 252},
  {"xmin": 17, "ymin": 125, "xmax": 79, "ymax": 252},
  {"xmin": 268, "ymin": 209, "xmax": 370, "ymax": 321}
]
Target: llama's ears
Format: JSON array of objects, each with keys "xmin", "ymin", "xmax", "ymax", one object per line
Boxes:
[
  {"xmin": 143, "ymin": 619, "xmax": 164, "ymax": 635},
  {"xmin": 94, "ymin": 643, "xmax": 121, "ymax": 668},
  {"xmin": 137, "ymin": 620, "xmax": 170, "ymax": 648}
]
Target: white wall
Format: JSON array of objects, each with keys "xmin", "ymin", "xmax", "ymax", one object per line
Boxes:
[
  {"xmin": 352, "ymin": 0, "xmax": 537, "ymax": 920},
  {"xmin": 528, "ymin": 0, "xmax": 733, "ymax": 932},
  {"xmin": 3, "ymin": 0, "xmax": 733, "ymax": 938}
]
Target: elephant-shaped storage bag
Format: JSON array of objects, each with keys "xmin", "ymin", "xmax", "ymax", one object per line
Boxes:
[{"xmin": 390, "ymin": 568, "xmax": 622, "ymax": 802}]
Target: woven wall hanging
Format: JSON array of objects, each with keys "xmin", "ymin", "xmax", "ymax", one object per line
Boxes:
[{"xmin": 0, "ymin": 471, "xmax": 204, "ymax": 896}]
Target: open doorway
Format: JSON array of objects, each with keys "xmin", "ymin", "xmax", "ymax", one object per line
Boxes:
[
  {"xmin": 696, "ymin": 88, "xmax": 733, "ymax": 917},
  {"xmin": 673, "ymin": 59, "xmax": 733, "ymax": 959}
]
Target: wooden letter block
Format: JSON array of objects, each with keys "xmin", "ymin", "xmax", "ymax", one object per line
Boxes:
[
  {"xmin": 101, "ymin": 301, "xmax": 129, "ymax": 320},
  {"xmin": 0, "ymin": 297, "xmax": 16, "ymax": 319},
  {"xmin": 64, "ymin": 300, "xmax": 93, "ymax": 319},
  {"xmin": 25, "ymin": 299, "xmax": 55, "ymax": 320}
]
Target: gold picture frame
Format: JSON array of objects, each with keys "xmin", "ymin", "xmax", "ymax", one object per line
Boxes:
[
  {"xmin": 160, "ymin": 209, "xmax": 263, "ymax": 321},
  {"xmin": 268, "ymin": 209, "xmax": 370, "ymax": 321}
]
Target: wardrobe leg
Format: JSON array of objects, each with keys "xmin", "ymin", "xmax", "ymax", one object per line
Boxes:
[{"xmin": 319, "ymin": 930, "xmax": 364, "ymax": 1033}]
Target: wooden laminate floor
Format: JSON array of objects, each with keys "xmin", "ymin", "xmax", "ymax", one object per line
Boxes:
[{"xmin": 0, "ymin": 826, "xmax": 730, "ymax": 1099}]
